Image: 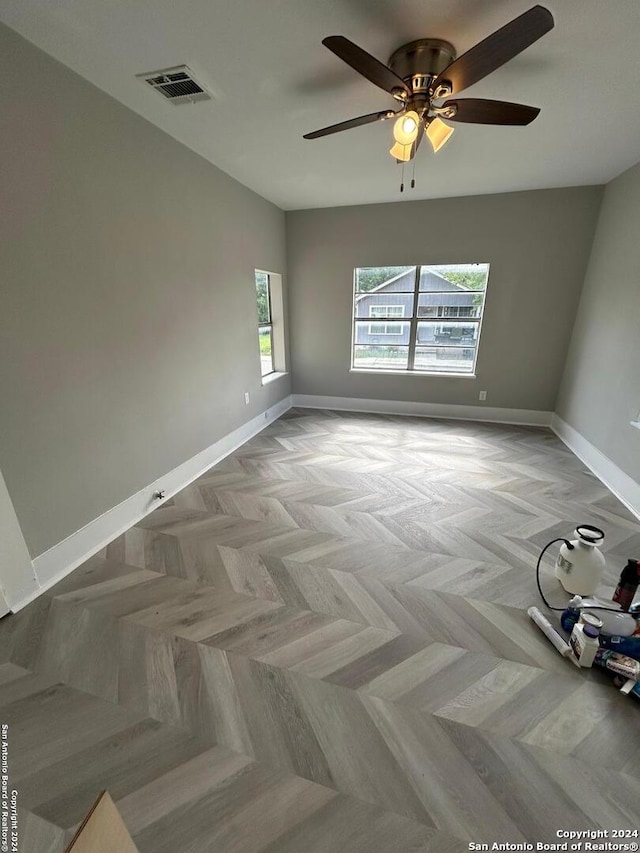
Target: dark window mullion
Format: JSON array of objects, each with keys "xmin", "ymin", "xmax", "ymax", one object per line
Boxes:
[{"xmin": 407, "ymin": 265, "xmax": 421, "ymax": 371}]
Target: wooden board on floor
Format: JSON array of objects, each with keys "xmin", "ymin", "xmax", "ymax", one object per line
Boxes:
[{"xmin": 65, "ymin": 791, "xmax": 138, "ymax": 853}]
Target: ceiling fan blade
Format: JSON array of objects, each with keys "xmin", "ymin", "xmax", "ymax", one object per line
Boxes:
[
  {"xmin": 433, "ymin": 5, "xmax": 554, "ymax": 96},
  {"xmin": 322, "ymin": 36, "xmax": 412, "ymax": 97},
  {"xmin": 303, "ymin": 110, "xmax": 395, "ymax": 140},
  {"xmin": 442, "ymin": 98, "xmax": 540, "ymax": 125}
]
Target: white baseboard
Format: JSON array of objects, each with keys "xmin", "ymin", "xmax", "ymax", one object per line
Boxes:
[
  {"xmin": 291, "ymin": 394, "xmax": 552, "ymax": 427},
  {"xmin": 0, "ymin": 588, "xmax": 9, "ymax": 619},
  {"xmin": 551, "ymin": 415, "xmax": 640, "ymax": 521},
  {"xmin": 1, "ymin": 575, "xmax": 39, "ymax": 614},
  {"xmin": 14, "ymin": 396, "xmax": 292, "ymax": 612}
]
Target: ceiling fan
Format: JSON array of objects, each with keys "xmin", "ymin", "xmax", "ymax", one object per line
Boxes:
[{"xmin": 303, "ymin": 5, "xmax": 554, "ymax": 163}]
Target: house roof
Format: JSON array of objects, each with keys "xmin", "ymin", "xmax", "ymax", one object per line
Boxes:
[
  {"xmin": 355, "ymin": 268, "xmax": 418, "ymax": 298},
  {"xmin": 356, "ymin": 267, "xmax": 470, "ymax": 302}
]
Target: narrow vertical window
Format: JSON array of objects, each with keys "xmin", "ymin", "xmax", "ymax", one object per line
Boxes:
[{"xmin": 255, "ymin": 271, "xmax": 275, "ymax": 377}]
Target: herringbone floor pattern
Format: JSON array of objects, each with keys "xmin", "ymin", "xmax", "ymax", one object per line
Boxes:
[{"xmin": 2, "ymin": 409, "xmax": 639, "ymax": 852}]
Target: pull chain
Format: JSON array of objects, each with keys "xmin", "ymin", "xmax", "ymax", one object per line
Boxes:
[
  {"xmin": 411, "ymin": 156, "xmax": 416, "ymax": 190},
  {"xmin": 400, "ymin": 160, "xmax": 405, "ymax": 193}
]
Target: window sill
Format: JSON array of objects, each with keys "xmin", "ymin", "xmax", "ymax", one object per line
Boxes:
[
  {"xmin": 349, "ymin": 368, "xmax": 476, "ymax": 379},
  {"xmin": 261, "ymin": 371, "xmax": 288, "ymax": 386}
]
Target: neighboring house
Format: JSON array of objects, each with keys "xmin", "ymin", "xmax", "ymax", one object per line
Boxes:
[{"xmin": 354, "ymin": 267, "xmax": 479, "ymax": 348}]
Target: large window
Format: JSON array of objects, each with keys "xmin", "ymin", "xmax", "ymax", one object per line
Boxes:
[
  {"xmin": 352, "ymin": 264, "xmax": 489, "ymax": 375},
  {"xmin": 255, "ymin": 271, "xmax": 274, "ymax": 377}
]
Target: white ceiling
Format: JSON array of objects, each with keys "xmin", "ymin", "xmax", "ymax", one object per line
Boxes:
[{"xmin": 2, "ymin": 0, "xmax": 640, "ymax": 210}]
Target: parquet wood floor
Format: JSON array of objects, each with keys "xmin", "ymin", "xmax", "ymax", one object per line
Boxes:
[{"xmin": 2, "ymin": 409, "xmax": 639, "ymax": 851}]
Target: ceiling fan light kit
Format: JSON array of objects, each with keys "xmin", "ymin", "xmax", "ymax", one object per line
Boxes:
[
  {"xmin": 393, "ymin": 111, "xmax": 420, "ymax": 145},
  {"xmin": 389, "ymin": 140, "xmax": 413, "ymax": 162},
  {"xmin": 426, "ymin": 117, "xmax": 455, "ymax": 153},
  {"xmin": 303, "ymin": 5, "xmax": 554, "ymax": 184}
]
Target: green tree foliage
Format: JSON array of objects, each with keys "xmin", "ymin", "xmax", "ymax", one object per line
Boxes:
[
  {"xmin": 356, "ymin": 266, "xmax": 487, "ymax": 293},
  {"xmin": 258, "ymin": 329, "xmax": 272, "ymax": 354},
  {"xmin": 356, "ymin": 267, "xmax": 413, "ymax": 292},
  {"xmin": 255, "ymin": 272, "xmax": 270, "ymax": 323},
  {"xmin": 435, "ymin": 269, "xmax": 487, "ymax": 291}
]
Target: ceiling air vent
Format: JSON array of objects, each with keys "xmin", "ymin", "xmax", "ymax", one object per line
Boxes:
[{"xmin": 137, "ymin": 65, "xmax": 212, "ymax": 105}]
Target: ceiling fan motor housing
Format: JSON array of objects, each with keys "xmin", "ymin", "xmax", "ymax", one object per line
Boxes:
[{"xmin": 388, "ymin": 39, "xmax": 457, "ymax": 95}]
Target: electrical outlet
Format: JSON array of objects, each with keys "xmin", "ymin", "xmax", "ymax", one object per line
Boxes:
[
  {"xmin": 244, "ymin": 392, "xmax": 250, "ymax": 405},
  {"xmin": 479, "ymin": 391, "xmax": 487, "ymax": 401}
]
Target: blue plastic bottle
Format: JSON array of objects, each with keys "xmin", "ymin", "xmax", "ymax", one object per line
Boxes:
[{"xmin": 560, "ymin": 595, "xmax": 583, "ymax": 633}]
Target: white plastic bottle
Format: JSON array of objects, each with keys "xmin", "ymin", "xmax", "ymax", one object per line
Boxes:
[
  {"xmin": 569, "ymin": 622, "xmax": 600, "ymax": 667},
  {"xmin": 555, "ymin": 525, "xmax": 605, "ymax": 595}
]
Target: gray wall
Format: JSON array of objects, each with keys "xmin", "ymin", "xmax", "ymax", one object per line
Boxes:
[
  {"xmin": 286, "ymin": 187, "xmax": 603, "ymax": 410},
  {"xmin": 0, "ymin": 24, "xmax": 290, "ymax": 557},
  {"xmin": 556, "ymin": 161, "xmax": 640, "ymax": 481},
  {"xmin": 0, "ymin": 468, "xmax": 37, "ymax": 610}
]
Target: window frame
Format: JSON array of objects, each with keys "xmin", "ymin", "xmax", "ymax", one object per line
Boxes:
[
  {"xmin": 351, "ymin": 264, "xmax": 489, "ymax": 377},
  {"xmin": 255, "ymin": 270, "xmax": 275, "ymax": 378}
]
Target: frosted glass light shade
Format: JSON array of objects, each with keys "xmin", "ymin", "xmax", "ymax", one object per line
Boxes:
[
  {"xmin": 393, "ymin": 111, "xmax": 419, "ymax": 145},
  {"xmin": 389, "ymin": 141, "xmax": 413, "ymax": 162},
  {"xmin": 426, "ymin": 117, "xmax": 454, "ymax": 153}
]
